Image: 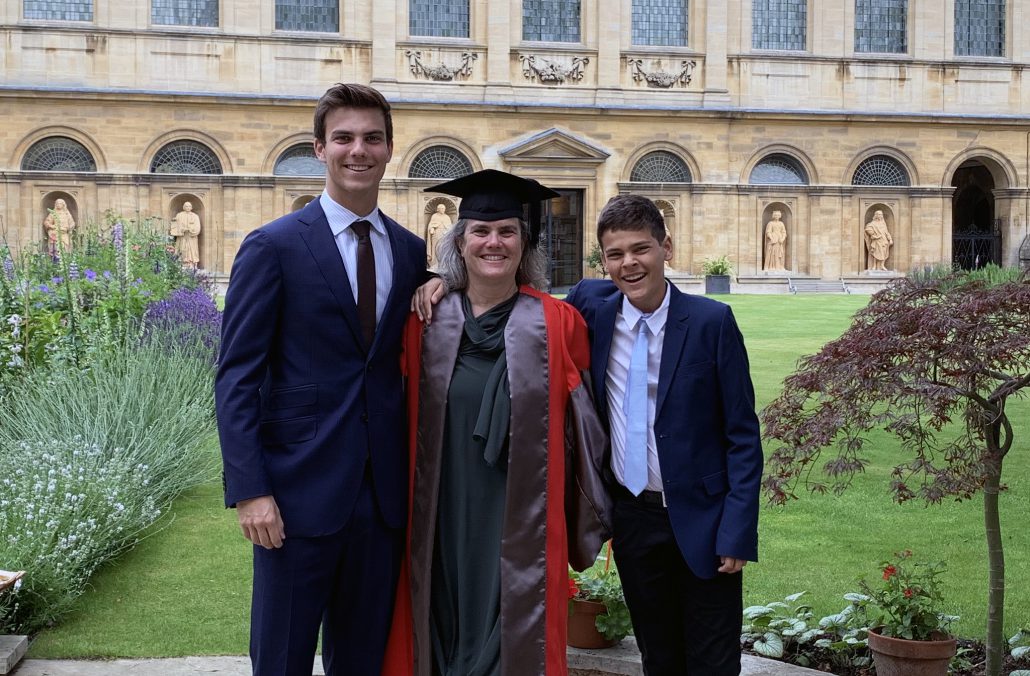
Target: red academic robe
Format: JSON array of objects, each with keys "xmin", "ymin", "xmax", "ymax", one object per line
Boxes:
[{"xmin": 382, "ymin": 286, "xmax": 611, "ymax": 676}]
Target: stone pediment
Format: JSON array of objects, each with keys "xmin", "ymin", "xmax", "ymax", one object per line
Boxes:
[{"xmin": 499, "ymin": 128, "xmax": 610, "ymax": 164}]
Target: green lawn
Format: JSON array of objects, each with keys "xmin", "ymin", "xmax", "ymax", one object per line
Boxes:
[{"xmin": 27, "ymin": 294, "xmax": 1030, "ymax": 657}]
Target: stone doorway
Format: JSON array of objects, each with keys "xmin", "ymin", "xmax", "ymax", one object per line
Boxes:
[{"xmin": 951, "ymin": 162, "xmax": 1001, "ymax": 269}]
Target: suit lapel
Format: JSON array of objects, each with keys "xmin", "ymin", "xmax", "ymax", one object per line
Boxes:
[
  {"xmin": 370, "ymin": 211, "xmax": 406, "ymax": 358},
  {"xmin": 656, "ymin": 286, "xmax": 690, "ymax": 418},
  {"xmin": 297, "ymin": 200, "xmax": 364, "ymax": 349},
  {"xmin": 592, "ymin": 289, "xmax": 621, "ymax": 420}
]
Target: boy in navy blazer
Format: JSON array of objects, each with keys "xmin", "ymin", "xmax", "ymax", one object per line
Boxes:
[
  {"xmin": 566, "ymin": 195, "xmax": 763, "ymax": 675},
  {"xmin": 216, "ymin": 84, "xmax": 428, "ymax": 675}
]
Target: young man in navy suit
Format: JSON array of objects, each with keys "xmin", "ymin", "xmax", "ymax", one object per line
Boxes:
[
  {"xmin": 565, "ymin": 195, "xmax": 763, "ymax": 675},
  {"xmin": 216, "ymin": 83, "xmax": 430, "ymax": 676}
]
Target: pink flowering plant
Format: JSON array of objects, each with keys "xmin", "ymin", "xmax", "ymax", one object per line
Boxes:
[
  {"xmin": 568, "ymin": 543, "xmax": 633, "ymax": 642},
  {"xmin": 859, "ymin": 550, "xmax": 956, "ymax": 641}
]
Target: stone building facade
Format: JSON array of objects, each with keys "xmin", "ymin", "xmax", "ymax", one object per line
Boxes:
[{"xmin": 1, "ymin": 0, "xmax": 1028, "ymax": 289}]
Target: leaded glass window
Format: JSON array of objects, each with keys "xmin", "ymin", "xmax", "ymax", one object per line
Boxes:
[
  {"xmin": 273, "ymin": 144, "xmax": 325, "ymax": 176},
  {"xmin": 855, "ymin": 0, "xmax": 906, "ymax": 53},
  {"xmin": 954, "ymin": 0, "xmax": 1005, "ymax": 57},
  {"xmin": 150, "ymin": 141, "xmax": 222, "ymax": 175},
  {"xmin": 630, "ymin": 151, "xmax": 691, "ymax": 183},
  {"xmin": 753, "ymin": 0, "xmax": 807, "ymax": 51},
  {"xmin": 852, "ymin": 155, "xmax": 909, "ymax": 186},
  {"xmin": 408, "ymin": 146, "xmax": 473, "ymax": 179},
  {"xmin": 523, "ymin": 0, "xmax": 580, "ymax": 43},
  {"xmin": 410, "ymin": 0, "xmax": 469, "ymax": 38},
  {"xmin": 276, "ymin": 0, "xmax": 338, "ymax": 32},
  {"xmin": 632, "ymin": 0, "xmax": 688, "ymax": 47},
  {"xmin": 152, "ymin": 0, "xmax": 218, "ymax": 27},
  {"xmin": 749, "ymin": 154, "xmax": 809, "ymax": 185},
  {"xmin": 24, "ymin": 0, "xmax": 93, "ymax": 21},
  {"xmin": 21, "ymin": 137, "xmax": 96, "ymax": 172}
]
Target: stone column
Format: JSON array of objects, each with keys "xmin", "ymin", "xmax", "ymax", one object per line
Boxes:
[{"xmin": 703, "ymin": 0, "xmax": 730, "ymax": 106}]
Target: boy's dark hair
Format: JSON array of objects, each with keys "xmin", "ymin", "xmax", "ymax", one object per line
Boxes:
[
  {"xmin": 596, "ymin": 194, "xmax": 667, "ymax": 244},
  {"xmin": 313, "ymin": 83, "xmax": 393, "ymax": 144}
]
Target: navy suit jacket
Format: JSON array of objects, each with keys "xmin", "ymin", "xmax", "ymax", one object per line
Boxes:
[
  {"xmin": 565, "ymin": 279, "xmax": 762, "ymax": 579},
  {"xmin": 215, "ymin": 198, "xmax": 427, "ymax": 536}
]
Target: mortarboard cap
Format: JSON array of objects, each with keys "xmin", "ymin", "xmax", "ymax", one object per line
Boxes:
[{"xmin": 425, "ymin": 169, "xmax": 560, "ymax": 246}]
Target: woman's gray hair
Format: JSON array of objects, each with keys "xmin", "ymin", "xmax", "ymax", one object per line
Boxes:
[{"xmin": 434, "ymin": 218, "xmax": 549, "ymax": 292}]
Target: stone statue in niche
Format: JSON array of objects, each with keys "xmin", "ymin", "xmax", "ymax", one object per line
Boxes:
[
  {"xmin": 43, "ymin": 198, "xmax": 76, "ymax": 255},
  {"xmin": 426, "ymin": 203, "xmax": 452, "ymax": 266},
  {"xmin": 763, "ymin": 210, "xmax": 788, "ymax": 272},
  {"xmin": 171, "ymin": 201, "xmax": 202, "ymax": 268},
  {"xmin": 864, "ymin": 210, "xmax": 893, "ymax": 271}
]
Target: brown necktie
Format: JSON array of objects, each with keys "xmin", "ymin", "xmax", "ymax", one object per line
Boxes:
[{"xmin": 351, "ymin": 220, "xmax": 376, "ymax": 348}]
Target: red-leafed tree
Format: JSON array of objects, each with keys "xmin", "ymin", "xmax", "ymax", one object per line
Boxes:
[{"xmin": 762, "ymin": 269, "xmax": 1030, "ymax": 676}]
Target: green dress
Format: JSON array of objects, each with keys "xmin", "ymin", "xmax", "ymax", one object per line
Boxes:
[{"xmin": 430, "ymin": 293, "xmax": 516, "ymax": 676}]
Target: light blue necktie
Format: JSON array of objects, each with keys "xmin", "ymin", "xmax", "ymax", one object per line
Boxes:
[{"xmin": 622, "ymin": 317, "xmax": 650, "ymax": 496}]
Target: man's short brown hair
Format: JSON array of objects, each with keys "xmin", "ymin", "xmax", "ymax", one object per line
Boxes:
[
  {"xmin": 313, "ymin": 83, "xmax": 393, "ymax": 144},
  {"xmin": 596, "ymin": 194, "xmax": 667, "ymax": 244}
]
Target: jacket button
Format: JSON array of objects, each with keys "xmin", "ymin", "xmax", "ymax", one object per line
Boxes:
[{"xmin": 361, "ymin": 413, "xmax": 369, "ymax": 423}]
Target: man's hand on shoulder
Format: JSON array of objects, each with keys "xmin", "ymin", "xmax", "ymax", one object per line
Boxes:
[
  {"xmin": 237, "ymin": 495, "xmax": 285, "ymax": 549},
  {"xmin": 411, "ymin": 277, "xmax": 447, "ymax": 324}
]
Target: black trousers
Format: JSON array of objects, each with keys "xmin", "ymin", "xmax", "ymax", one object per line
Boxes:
[{"xmin": 611, "ymin": 492, "xmax": 743, "ymax": 676}]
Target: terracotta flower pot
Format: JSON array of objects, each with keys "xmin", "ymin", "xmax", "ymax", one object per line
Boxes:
[
  {"xmin": 567, "ymin": 599, "xmax": 617, "ymax": 649},
  {"xmin": 867, "ymin": 628, "xmax": 957, "ymax": 676}
]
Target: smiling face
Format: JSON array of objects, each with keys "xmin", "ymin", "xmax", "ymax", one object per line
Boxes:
[
  {"xmin": 314, "ymin": 106, "xmax": 393, "ymax": 214},
  {"xmin": 601, "ymin": 228, "xmax": 673, "ymax": 313},
  {"xmin": 460, "ymin": 217, "xmax": 524, "ymax": 290}
]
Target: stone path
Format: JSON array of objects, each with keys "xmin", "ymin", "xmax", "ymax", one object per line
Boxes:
[{"xmin": 9, "ymin": 641, "xmax": 825, "ymax": 675}]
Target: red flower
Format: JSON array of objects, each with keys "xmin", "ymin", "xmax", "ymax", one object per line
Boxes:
[
  {"xmin": 904, "ymin": 588, "xmax": 914, "ymax": 598},
  {"xmin": 883, "ymin": 565, "xmax": 897, "ymax": 580},
  {"xmin": 567, "ymin": 577, "xmax": 579, "ymax": 599}
]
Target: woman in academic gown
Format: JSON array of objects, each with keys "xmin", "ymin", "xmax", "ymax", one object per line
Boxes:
[{"xmin": 382, "ymin": 170, "xmax": 612, "ymax": 676}]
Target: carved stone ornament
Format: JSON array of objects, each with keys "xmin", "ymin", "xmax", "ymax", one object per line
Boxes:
[
  {"xmin": 626, "ymin": 58, "xmax": 696, "ymax": 88},
  {"xmin": 406, "ymin": 50, "xmax": 478, "ymax": 81},
  {"xmin": 519, "ymin": 54, "xmax": 589, "ymax": 84}
]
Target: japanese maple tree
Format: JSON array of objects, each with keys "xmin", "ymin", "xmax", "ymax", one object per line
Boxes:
[{"xmin": 762, "ymin": 270, "xmax": 1030, "ymax": 676}]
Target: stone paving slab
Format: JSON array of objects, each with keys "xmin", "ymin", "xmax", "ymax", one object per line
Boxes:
[
  {"xmin": 0, "ymin": 636, "xmax": 28, "ymax": 675},
  {"xmin": 11, "ymin": 648, "xmax": 825, "ymax": 675}
]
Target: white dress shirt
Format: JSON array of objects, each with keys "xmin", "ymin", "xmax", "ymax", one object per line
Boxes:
[
  {"xmin": 319, "ymin": 191, "xmax": 394, "ymax": 323},
  {"xmin": 605, "ymin": 282, "xmax": 671, "ymax": 492}
]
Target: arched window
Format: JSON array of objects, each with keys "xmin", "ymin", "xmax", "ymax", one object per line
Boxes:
[
  {"xmin": 749, "ymin": 154, "xmax": 809, "ymax": 185},
  {"xmin": 150, "ymin": 141, "xmax": 222, "ymax": 175},
  {"xmin": 852, "ymin": 155, "xmax": 909, "ymax": 186},
  {"xmin": 273, "ymin": 144, "xmax": 326, "ymax": 176},
  {"xmin": 630, "ymin": 151, "xmax": 691, "ymax": 183},
  {"xmin": 408, "ymin": 146, "xmax": 473, "ymax": 179},
  {"xmin": 21, "ymin": 137, "xmax": 97, "ymax": 172}
]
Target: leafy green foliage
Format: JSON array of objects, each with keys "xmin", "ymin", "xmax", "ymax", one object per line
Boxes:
[
  {"xmin": 701, "ymin": 255, "xmax": 733, "ymax": 276},
  {"xmin": 741, "ymin": 591, "xmax": 871, "ymax": 671},
  {"xmin": 569, "ymin": 547, "xmax": 632, "ymax": 642},
  {"xmin": 859, "ymin": 551, "xmax": 955, "ymax": 641}
]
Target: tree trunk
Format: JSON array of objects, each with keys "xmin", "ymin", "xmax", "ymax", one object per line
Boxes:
[{"xmin": 983, "ymin": 420, "xmax": 1005, "ymax": 676}]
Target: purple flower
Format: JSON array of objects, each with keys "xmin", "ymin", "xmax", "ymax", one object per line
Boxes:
[
  {"xmin": 132, "ymin": 278, "xmax": 143, "ymax": 287},
  {"xmin": 84, "ymin": 269, "xmax": 97, "ymax": 282},
  {"xmin": 102, "ymin": 271, "xmax": 112, "ymax": 280},
  {"xmin": 51, "ymin": 276, "xmax": 64, "ymax": 285},
  {"xmin": 38, "ymin": 284, "xmax": 50, "ymax": 294},
  {"xmin": 2, "ymin": 256, "xmax": 13, "ymax": 280},
  {"xmin": 112, "ymin": 222, "xmax": 124, "ymax": 251},
  {"xmin": 142, "ymin": 290, "xmax": 152, "ymax": 297},
  {"xmin": 143, "ymin": 287, "xmax": 222, "ymax": 362}
]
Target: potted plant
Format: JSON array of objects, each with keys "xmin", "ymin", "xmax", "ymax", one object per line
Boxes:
[
  {"xmin": 701, "ymin": 255, "xmax": 733, "ymax": 294},
  {"xmin": 860, "ymin": 550, "xmax": 957, "ymax": 676},
  {"xmin": 567, "ymin": 544, "xmax": 632, "ymax": 648}
]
